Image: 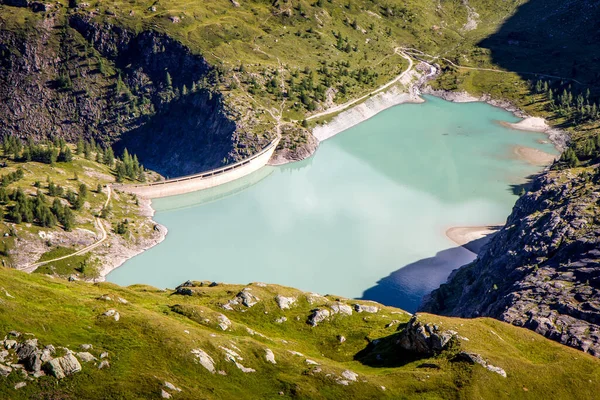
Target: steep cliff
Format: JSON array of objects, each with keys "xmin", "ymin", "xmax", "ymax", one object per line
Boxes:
[
  {"xmin": 0, "ymin": 6, "xmax": 272, "ymax": 176},
  {"xmin": 421, "ymin": 168, "xmax": 600, "ymax": 357}
]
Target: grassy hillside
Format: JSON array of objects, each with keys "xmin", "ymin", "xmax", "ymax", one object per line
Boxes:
[
  {"xmin": 1, "ymin": 1, "xmax": 600, "ymax": 397},
  {"xmin": 0, "ymin": 267, "xmax": 598, "ymax": 399}
]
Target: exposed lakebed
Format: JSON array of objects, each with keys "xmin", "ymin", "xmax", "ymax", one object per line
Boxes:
[{"xmin": 108, "ymin": 96, "xmax": 557, "ymax": 312}]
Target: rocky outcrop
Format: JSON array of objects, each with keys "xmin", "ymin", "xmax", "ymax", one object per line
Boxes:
[
  {"xmin": 46, "ymin": 353, "xmax": 82, "ymax": 379},
  {"xmin": 233, "ymin": 289, "xmax": 260, "ymax": 308},
  {"xmin": 452, "ymin": 352, "xmax": 506, "ymax": 378},
  {"xmin": 330, "ymin": 303, "xmax": 353, "ymax": 316},
  {"xmin": 421, "ymin": 170, "xmax": 600, "ymax": 357},
  {"xmin": 0, "ymin": 331, "xmax": 105, "ymax": 381},
  {"xmin": 264, "ymin": 349, "xmax": 276, "ymax": 364},
  {"xmin": 397, "ymin": 315, "xmax": 457, "ymax": 356},
  {"xmin": 191, "ymin": 348, "xmax": 216, "ymax": 373},
  {"xmin": 0, "ymin": 11, "xmax": 271, "ymax": 177},
  {"xmin": 354, "ymin": 304, "xmax": 379, "ymax": 314},
  {"xmin": 270, "ymin": 124, "xmax": 318, "ymax": 165},
  {"xmin": 307, "ymin": 309, "xmax": 330, "ymax": 327},
  {"xmin": 274, "ymin": 295, "xmax": 296, "ymax": 310},
  {"xmin": 217, "ymin": 314, "xmax": 232, "ymax": 331}
]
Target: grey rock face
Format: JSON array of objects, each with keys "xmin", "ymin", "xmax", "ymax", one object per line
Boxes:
[
  {"xmin": 307, "ymin": 309, "xmax": 330, "ymax": 327},
  {"xmin": 275, "ymin": 295, "xmax": 297, "ymax": 310},
  {"xmin": 0, "ymin": 12, "xmax": 273, "ymax": 179},
  {"xmin": 16, "ymin": 344, "xmax": 41, "ymax": 373},
  {"xmin": 354, "ymin": 304, "xmax": 378, "ymax": 314},
  {"xmin": 330, "ymin": 303, "xmax": 353, "ymax": 316},
  {"xmin": 0, "ymin": 364, "xmax": 12, "ymax": 377},
  {"xmin": 234, "ymin": 289, "xmax": 260, "ymax": 308},
  {"xmin": 45, "ymin": 353, "xmax": 82, "ymax": 379},
  {"xmin": 421, "ymin": 172, "xmax": 600, "ymax": 357},
  {"xmin": 398, "ymin": 316, "xmax": 456, "ymax": 356}
]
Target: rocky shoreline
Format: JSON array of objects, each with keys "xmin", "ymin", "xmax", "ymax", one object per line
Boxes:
[
  {"xmin": 311, "ymin": 86, "xmax": 424, "ymax": 142},
  {"xmin": 422, "ymin": 170, "xmax": 600, "ymax": 357},
  {"xmin": 310, "ymin": 64, "xmax": 432, "ymax": 143},
  {"xmin": 93, "ymin": 194, "xmax": 167, "ymax": 282}
]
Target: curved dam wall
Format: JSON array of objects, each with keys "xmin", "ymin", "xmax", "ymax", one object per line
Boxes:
[{"xmin": 116, "ymin": 137, "xmax": 280, "ymax": 199}]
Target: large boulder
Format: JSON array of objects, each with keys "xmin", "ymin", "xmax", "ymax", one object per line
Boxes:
[
  {"xmin": 77, "ymin": 352, "xmax": 97, "ymax": 363},
  {"xmin": 398, "ymin": 315, "xmax": 457, "ymax": 356},
  {"xmin": 16, "ymin": 344, "xmax": 42, "ymax": 373},
  {"xmin": 330, "ymin": 303, "xmax": 353, "ymax": 316},
  {"xmin": 234, "ymin": 289, "xmax": 260, "ymax": 308},
  {"xmin": 307, "ymin": 309, "xmax": 330, "ymax": 327},
  {"xmin": 45, "ymin": 353, "xmax": 82, "ymax": 379},
  {"xmin": 354, "ymin": 304, "xmax": 379, "ymax": 314},
  {"xmin": 275, "ymin": 295, "xmax": 297, "ymax": 310}
]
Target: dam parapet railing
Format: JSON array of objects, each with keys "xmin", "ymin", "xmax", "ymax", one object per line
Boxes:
[{"xmin": 115, "ymin": 136, "xmax": 280, "ymax": 199}]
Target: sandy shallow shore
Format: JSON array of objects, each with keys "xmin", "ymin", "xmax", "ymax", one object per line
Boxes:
[
  {"xmin": 446, "ymin": 226, "xmax": 501, "ymax": 254},
  {"xmin": 502, "ymin": 116, "xmax": 549, "ymax": 132},
  {"xmin": 512, "ymin": 145, "xmax": 558, "ymax": 166}
]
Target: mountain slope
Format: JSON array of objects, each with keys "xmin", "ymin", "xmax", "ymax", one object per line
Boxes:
[
  {"xmin": 0, "ymin": 0, "xmax": 528, "ymax": 174},
  {"xmin": 421, "ymin": 167, "xmax": 600, "ymax": 357},
  {"xmin": 0, "ymin": 268, "xmax": 598, "ymax": 399}
]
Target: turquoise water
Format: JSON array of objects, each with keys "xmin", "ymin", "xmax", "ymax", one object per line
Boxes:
[{"xmin": 107, "ymin": 96, "xmax": 556, "ymax": 311}]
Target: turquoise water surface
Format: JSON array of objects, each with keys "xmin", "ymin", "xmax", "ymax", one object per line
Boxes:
[{"xmin": 107, "ymin": 96, "xmax": 556, "ymax": 311}]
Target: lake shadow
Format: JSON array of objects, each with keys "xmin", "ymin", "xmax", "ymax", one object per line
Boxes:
[{"xmin": 359, "ymin": 234, "xmax": 496, "ymax": 313}]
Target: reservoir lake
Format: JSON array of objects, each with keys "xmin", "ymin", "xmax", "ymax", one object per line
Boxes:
[{"xmin": 107, "ymin": 96, "xmax": 557, "ymax": 312}]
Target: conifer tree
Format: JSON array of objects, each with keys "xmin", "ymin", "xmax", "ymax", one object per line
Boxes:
[
  {"xmin": 166, "ymin": 71, "xmax": 172, "ymax": 88},
  {"xmin": 76, "ymin": 139, "xmax": 84, "ymax": 155}
]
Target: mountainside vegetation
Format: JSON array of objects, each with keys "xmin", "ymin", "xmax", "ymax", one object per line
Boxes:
[
  {"xmin": 0, "ymin": 0, "xmax": 533, "ymax": 175},
  {"xmin": 0, "ymin": 138, "xmax": 162, "ymax": 280},
  {"xmin": 1, "ymin": 0, "xmax": 600, "ymax": 397},
  {"xmin": 0, "ymin": 269, "xmax": 598, "ymax": 399}
]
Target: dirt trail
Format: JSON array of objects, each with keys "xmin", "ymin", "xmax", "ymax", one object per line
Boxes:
[
  {"xmin": 402, "ymin": 48, "xmax": 583, "ymax": 85},
  {"xmin": 25, "ymin": 185, "xmax": 112, "ymax": 272},
  {"xmin": 306, "ymin": 49, "xmax": 414, "ymax": 121}
]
